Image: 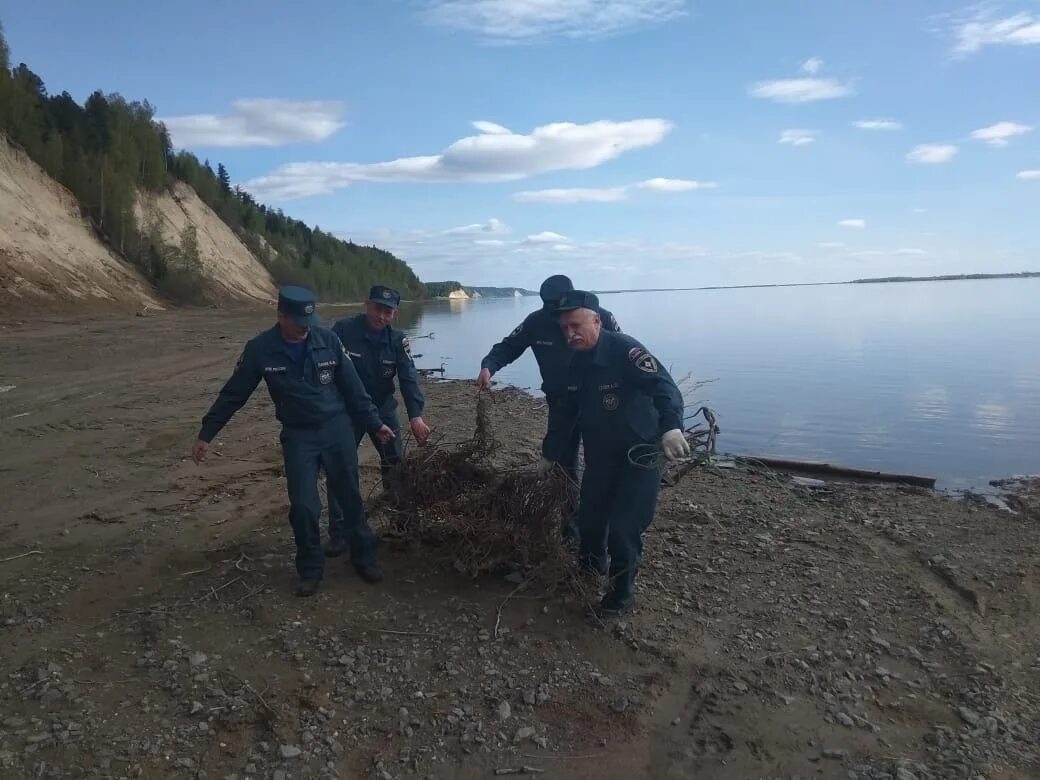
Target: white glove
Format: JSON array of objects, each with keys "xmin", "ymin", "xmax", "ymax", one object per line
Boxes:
[
  {"xmin": 536, "ymin": 457, "xmax": 555, "ymax": 478},
  {"xmin": 661, "ymin": 429, "xmax": 691, "ymax": 461}
]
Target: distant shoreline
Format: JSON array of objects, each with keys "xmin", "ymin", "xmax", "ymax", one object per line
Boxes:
[{"xmin": 589, "ymin": 271, "xmax": 1040, "ymax": 297}]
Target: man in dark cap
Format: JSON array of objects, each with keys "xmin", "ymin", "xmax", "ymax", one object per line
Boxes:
[
  {"xmin": 191, "ymin": 286, "xmax": 395, "ymax": 597},
  {"xmin": 325, "ymin": 285, "xmax": 430, "ymax": 555},
  {"xmin": 542, "ymin": 290, "xmax": 689, "ymax": 616},
  {"xmin": 476, "ymin": 275, "xmax": 620, "ymax": 539}
]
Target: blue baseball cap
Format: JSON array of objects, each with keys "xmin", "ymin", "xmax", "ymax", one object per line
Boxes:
[
  {"xmin": 555, "ymin": 289, "xmax": 600, "ymax": 313},
  {"xmin": 369, "ymin": 285, "xmax": 401, "ymax": 309},
  {"xmin": 277, "ymin": 286, "xmax": 321, "ymax": 328}
]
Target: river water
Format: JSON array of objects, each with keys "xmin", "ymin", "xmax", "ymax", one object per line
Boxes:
[{"xmin": 389, "ymin": 278, "xmax": 1040, "ymax": 489}]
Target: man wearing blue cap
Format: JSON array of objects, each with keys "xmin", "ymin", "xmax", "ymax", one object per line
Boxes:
[
  {"xmin": 324, "ymin": 285, "xmax": 430, "ymax": 555},
  {"xmin": 541, "ymin": 290, "xmax": 689, "ymax": 616},
  {"xmin": 476, "ymin": 275, "xmax": 620, "ymax": 539},
  {"xmin": 191, "ymin": 286, "xmax": 396, "ymax": 597}
]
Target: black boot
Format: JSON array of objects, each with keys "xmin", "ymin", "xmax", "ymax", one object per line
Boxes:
[
  {"xmin": 324, "ymin": 537, "xmax": 348, "ymax": 558},
  {"xmin": 295, "ymin": 578, "xmax": 321, "ymax": 597},
  {"xmin": 354, "ymin": 562, "xmax": 384, "ymax": 584},
  {"xmin": 596, "ymin": 568, "xmax": 635, "ymax": 617}
]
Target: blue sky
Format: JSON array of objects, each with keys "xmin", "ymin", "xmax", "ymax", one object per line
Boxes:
[{"xmin": 4, "ymin": 1, "xmax": 1039, "ymax": 289}]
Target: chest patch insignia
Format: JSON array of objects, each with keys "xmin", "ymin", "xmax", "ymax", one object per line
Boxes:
[
  {"xmin": 319, "ymin": 369, "xmax": 333, "ymax": 385},
  {"xmin": 382, "ymin": 366, "xmax": 395, "ymax": 378},
  {"xmin": 602, "ymin": 392, "xmax": 620, "ymax": 411}
]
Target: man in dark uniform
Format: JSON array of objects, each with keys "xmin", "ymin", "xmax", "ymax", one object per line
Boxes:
[
  {"xmin": 541, "ymin": 290, "xmax": 690, "ymax": 616},
  {"xmin": 191, "ymin": 286, "xmax": 395, "ymax": 597},
  {"xmin": 325, "ymin": 285, "xmax": 431, "ymax": 554},
  {"xmin": 476, "ymin": 275, "xmax": 620, "ymax": 537}
]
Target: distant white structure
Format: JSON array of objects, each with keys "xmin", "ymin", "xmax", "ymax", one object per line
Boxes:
[
  {"xmin": 513, "ymin": 289, "xmax": 522, "ymax": 298},
  {"xmin": 448, "ymin": 289, "xmax": 470, "ymax": 300}
]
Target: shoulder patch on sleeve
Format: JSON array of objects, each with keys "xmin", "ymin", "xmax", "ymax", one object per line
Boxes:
[
  {"xmin": 610, "ymin": 314, "xmax": 620, "ymax": 332},
  {"xmin": 509, "ymin": 323, "xmax": 523, "ymax": 338},
  {"xmin": 402, "ymin": 336, "xmax": 412, "ymax": 357},
  {"xmin": 629, "ymin": 347, "xmax": 658, "ymax": 374}
]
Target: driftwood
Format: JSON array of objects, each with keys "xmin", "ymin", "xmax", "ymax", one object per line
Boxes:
[
  {"xmin": 735, "ymin": 455, "xmax": 936, "ymax": 489},
  {"xmin": 376, "ymin": 395, "xmax": 583, "ymax": 593}
]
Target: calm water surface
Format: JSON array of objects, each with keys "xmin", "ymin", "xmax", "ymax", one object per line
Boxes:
[{"xmin": 392, "ymin": 279, "xmax": 1040, "ymax": 489}]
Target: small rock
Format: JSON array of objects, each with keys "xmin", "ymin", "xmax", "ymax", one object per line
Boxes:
[
  {"xmin": 25, "ymin": 734, "xmax": 51, "ymax": 745},
  {"xmin": 273, "ymin": 772, "xmax": 287, "ymax": 780},
  {"xmin": 279, "ymin": 744, "xmax": 302, "ymax": 759},
  {"xmin": 836, "ymin": 712, "xmax": 855, "ymax": 728},
  {"xmin": 857, "ymin": 599, "xmax": 870, "ymax": 610},
  {"xmin": 188, "ymin": 651, "xmax": 208, "ymax": 668},
  {"xmin": 896, "ymin": 768, "xmax": 917, "ymax": 780},
  {"xmin": 190, "ymin": 701, "xmax": 204, "ymax": 715},
  {"xmin": 513, "ymin": 726, "xmax": 536, "ymax": 742},
  {"xmin": 533, "ymin": 736, "xmax": 548, "ymax": 748},
  {"xmin": 522, "ymin": 690, "xmax": 536, "ymax": 706},
  {"xmin": 504, "ymin": 572, "xmax": 525, "ymax": 584},
  {"xmin": 821, "ymin": 748, "xmax": 848, "ymax": 760},
  {"xmin": 338, "ymin": 655, "xmax": 352, "ymax": 667},
  {"xmin": 398, "ymin": 707, "xmax": 409, "ymax": 721},
  {"xmin": 733, "ymin": 681, "xmax": 749, "ymax": 693},
  {"xmin": 611, "ymin": 696, "xmax": 629, "ymax": 713},
  {"xmin": 958, "ymin": 706, "xmax": 981, "ymax": 726},
  {"xmin": 496, "ymin": 701, "xmax": 512, "ymax": 720}
]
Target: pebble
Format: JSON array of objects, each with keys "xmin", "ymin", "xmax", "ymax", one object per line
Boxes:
[
  {"xmin": 611, "ymin": 696, "xmax": 630, "ymax": 713},
  {"xmin": 513, "ymin": 726, "xmax": 536, "ymax": 742},
  {"xmin": 836, "ymin": 712, "xmax": 855, "ymax": 728},
  {"xmin": 279, "ymin": 744, "xmax": 302, "ymax": 759},
  {"xmin": 957, "ymin": 706, "xmax": 981, "ymax": 726},
  {"xmin": 190, "ymin": 701, "xmax": 204, "ymax": 715},
  {"xmin": 188, "ymin": 652, "xmax": 208, "ymax": 668},
  {"xmin": 821, "ymin": 748, "xmax": 848, "ymax": 760},
  {"xmin": 273, "ymin": 772, "xmax": 287, "ymax": 780},
  {"xmin": 496, "ymin": 701, "xmax": 511, "ymax": 720}
]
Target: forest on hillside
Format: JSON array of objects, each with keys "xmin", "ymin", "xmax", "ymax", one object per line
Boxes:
[{"xmin": 0, "ymin": 19, "xmax": 423, "ymax": 303}]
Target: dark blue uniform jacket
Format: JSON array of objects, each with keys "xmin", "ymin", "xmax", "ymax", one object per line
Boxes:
[
  {"xmin": 198, "ymin": 325, "xmax": 383, "ymax": 443},
  {"xmin": 542, "ymin": 331, "xmax": 684, "ymax": 461},
  {"xmin": 481, "ymin": 306, "xmax": 620, "ymax": 397},
  {"xmin": 331, "ymin": 315, "xmax": 424, "ymax": 420}
]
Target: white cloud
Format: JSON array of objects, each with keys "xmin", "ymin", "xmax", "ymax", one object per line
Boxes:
[
  {"xmin": 817, "ymin": 241, "xmax": 846, "ymax": 249},
  {"xmin": 443, "ymin": 218, "xmax": 510, "ymax": 234},
  {"xmin": 525, "ymin": 231, "xmax": 569, "ymax": 244},
  {"xmin": 839, "ymin": 219, "xmax": 866, "ymax": 229},
  {"xmin": 1017, "ymin": 169, "xmax": 1040, "ymax": 180},
  {"xmin": 801, "ymin": 57, "xmax": 824, "ymax": 74},
  {"xmin": 471, "ymin": 120, "xmax": 512, "ymax": 134},
  {"xmin": 637, "ymin": 177, "xmax": 717, "ymax": 191},
  {"xmin": 474, "ymin": 239, "xmax": 506, "ymax": 246},
  {"xmin": 513, "ymin": 186, "xmax": 628, "ymax": 203},
  {"xmin": 906, "ymin": 144, "xmax": 958, "ymax": 164},
  {"xmin": 160, "ymin": 99, "xmax": 346, "ymax": 148},
  {"xmin": 749, "ymin": 77, "xmax": 853, "ymax": 104},
  {"xmin": 852, "ymin": 118, "xmax": 903, "ymax": 131},
  {"xmin": 894, "ymin": 248, "xmax": 928, "ymax": 256},
  {"xmin": 969, "ymin": 121, "xmax": 1033, "ymax": 147},
  {"xmin": 424, "ymin": 0, "xmax": 687, "ymax": 42},
  {"xmin": 779, "ymin": 129, "xmax": 818, "ymax": 146},
  {"xmin": 948, "ymin": 9, "xmax": 1040, "ymax": 56},
  {"xmin": 513, "ymin": 177, "xmax": 715, "ymax": 203},
  {"xmin": 245, "ymin": 118, "xmax": 672, "ymax": 199}
]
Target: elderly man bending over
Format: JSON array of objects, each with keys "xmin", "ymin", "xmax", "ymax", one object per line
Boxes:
[{"xmin": 540, "ymin": 291, "xmax": 690, "ymax": 616}]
